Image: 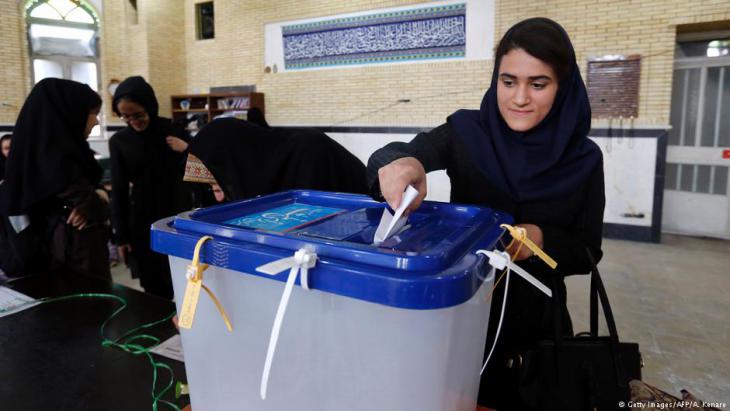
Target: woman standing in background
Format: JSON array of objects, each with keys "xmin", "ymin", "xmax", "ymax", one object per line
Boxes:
[
  {"xmin": 0, "ymin": 79, "xmax": 110, "ymax": 279},
  {"xmin": 109, "ymin": 76, "xmax": 192, "ymax": 299}
]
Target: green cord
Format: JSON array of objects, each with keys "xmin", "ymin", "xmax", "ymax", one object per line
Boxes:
[{"xmin": 32, "ymin": 293, "xmax": 182, "ymax": 411}]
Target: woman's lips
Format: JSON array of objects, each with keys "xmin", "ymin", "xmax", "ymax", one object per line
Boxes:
[{"xmin": 509, "ymin": 108, "xmax": 533, "ymax": 117}]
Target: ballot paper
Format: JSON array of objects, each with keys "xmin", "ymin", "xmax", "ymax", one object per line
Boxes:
[
  {"xmin": 150, "ymin": 334, "xmax": 185, "ymax": 362},
  {"xmin": 373, "ymin": 185, "xmax": 419, "ymax": 245},
  {"xmin": 0, "ymin": 286, "xmax": 39, "ymax": 318}
]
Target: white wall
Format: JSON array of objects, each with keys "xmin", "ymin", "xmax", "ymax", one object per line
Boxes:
[
  {"xmin": 592, "ymin": 136, "xmax": 657, "ymax": 227},
  {"xmin": 88, "ymin": 138, "xmax": 109, "ymax": 157}
]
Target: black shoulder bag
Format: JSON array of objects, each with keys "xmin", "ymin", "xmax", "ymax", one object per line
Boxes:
[{"xmin": 518, "ymin": 248, "xmax": 643, "ymax": 410}]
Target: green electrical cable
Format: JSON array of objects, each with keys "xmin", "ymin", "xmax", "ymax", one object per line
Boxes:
[{"xmin": 11, "ymin": 292, "xmax": 183, "ymax": 411}]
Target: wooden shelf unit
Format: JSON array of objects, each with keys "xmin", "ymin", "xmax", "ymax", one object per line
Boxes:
[{"xmin": 170, "ymin": 92, "xmax": 265, "ymax": 132}]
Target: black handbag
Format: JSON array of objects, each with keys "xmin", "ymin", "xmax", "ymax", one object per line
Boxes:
[{"xmin": 518, "ymin": 248, "xmax": 642, "ymax": 411}]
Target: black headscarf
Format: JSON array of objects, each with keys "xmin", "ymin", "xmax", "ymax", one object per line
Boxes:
[
  {"xmin": 112, "ymin": 76, "xmax": 177, "ymax": 139},
  {"xmin": 448, "ymin": 18, "xmax": 601, "ymax": 202},
  {"xmin": 108, "ymin": 76, "xmax": 192, "ymax": 240},
  {"xmin": 189, "ymin": 118, "xmax": 368, "ymax": 200},
  {"xmin": 0, "ymin": 78, "xmax": 102, "ymax": 215},
  {"xmin": 247, "ymin": 107, "xmax": 270, "ymax": 128},
  {"xmin": 112, "ymin": 76, "xmax": 159, "ymax": 119}
]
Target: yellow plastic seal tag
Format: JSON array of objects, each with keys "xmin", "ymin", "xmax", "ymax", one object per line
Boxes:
[
  {"xmin": 178, "ymin": 236, "xmax": 233, "ymax": 332},
  {"xmin": 500, "ymin": 224, "xmax": 558, "ymax": 269},
  {"xmin": 179, "ymin": 273, "xmax": 203, "ymax": 329}
]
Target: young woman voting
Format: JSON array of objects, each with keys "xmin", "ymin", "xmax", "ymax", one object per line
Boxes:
[{"xmin": 367, "ymin": 18, "xmax": 605, "ymax": 411}]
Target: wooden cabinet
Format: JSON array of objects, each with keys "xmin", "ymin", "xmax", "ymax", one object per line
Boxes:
[{"xmin": 171, "ymin": 92, "xmax": 265, "ymax": 132}]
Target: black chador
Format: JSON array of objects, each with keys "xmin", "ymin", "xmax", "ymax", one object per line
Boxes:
[
  {"xmin": 189, "ymin": 118, "xmax": 368, "ymax": 201},
  {"xmin": 109, "ymin": 77, "xmax": 192, "ymax": 298}
]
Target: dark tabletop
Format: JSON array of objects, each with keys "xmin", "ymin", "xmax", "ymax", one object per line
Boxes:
[{"xmin": 0, "ymin": 274, "xmax": 188, "ymax": 411}]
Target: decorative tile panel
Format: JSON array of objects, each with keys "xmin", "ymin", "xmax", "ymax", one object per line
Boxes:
[{"xmin": 282, "ymin": 4, "xmax": 466, "ymax": 69}]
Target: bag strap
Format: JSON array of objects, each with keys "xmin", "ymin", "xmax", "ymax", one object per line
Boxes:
[
  {"xmin": 585, "ymin": 248, "xmax": 620, "ymax": 341},
  {"xmin": 585, "ymin": 247, "xmax": 628, "ymax": 387},
  {"xmin": 589, "ymin": 264, "xmax": 599, "ymax": 337}
]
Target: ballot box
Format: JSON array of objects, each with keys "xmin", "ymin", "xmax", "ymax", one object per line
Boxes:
[{"xmin": 151, "ymin": 190, "xmax": 512, "ymax": 411}]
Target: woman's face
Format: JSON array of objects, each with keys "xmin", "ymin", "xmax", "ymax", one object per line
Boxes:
[
  {"xmin": 117, "ymin": 100, "xmax": 150, "ymax": 132},
  {"xmin": 210, "ymin": 183, "xmax": 226, "ymax": 203},
  {"xmin": 496, "ymin": 48, "xmax": 559, "ymax": 132},
  {"xmin": 1, "ymin": 138, "xmax": 10, "ymax": 158},
  {"xmin": 84, "ymin": 107, "xmax": 100, "ymax": 139}
]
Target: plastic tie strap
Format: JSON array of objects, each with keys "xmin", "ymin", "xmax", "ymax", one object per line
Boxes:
[
  {"xmin": 477, "ymin": 250, "xmax": 552, "ymax": 298},
  {"xmin": 500, "ymin": 224, "xmax": 558, "ymax": 269},
  {"xmin": 256, "ymin": 248, "xmax": 317, "ymax": 400},
  {"xmin": 476, "ymin": 249, "xmax": 553, "ymax": 376},
  {"xmin": 178, "ymin": 236, "xmax": 233, "ymax": 332}
]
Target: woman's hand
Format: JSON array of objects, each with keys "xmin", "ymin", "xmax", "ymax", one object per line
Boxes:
[
  {"xmin": 66, "ymin": 207, "xmax": 88, "ymax": 230},
  {"xmin": 506, "ymin": 223, "xmax": 544, "ymax": 261},
  {"xmin": 377, "ymin": 157, "xmax": 427, "ymax": 214},
  {"xmin": 166, "ymin": 136, "xmax": 189, "ymax": 152}
]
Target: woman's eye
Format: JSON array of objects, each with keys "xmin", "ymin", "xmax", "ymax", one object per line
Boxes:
[
  {"xmin": 502, "ymin": 79, "xmax": 514, "ymax": 87},
  {"xmin": 532, "ymin": 82, "xmax": 547, "ymax": 90}
]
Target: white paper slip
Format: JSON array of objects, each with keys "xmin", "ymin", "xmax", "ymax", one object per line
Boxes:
[
  {"xmin": 373, "ymin": 185, "xmax": 419, "ymax": 245},
  {"xmin": 151, "ymin": 334, "xmax": 185, "ymax": 362},
  {"xmin": 0, "ymin": 286, "xmax": 39, "ymax": 318}
]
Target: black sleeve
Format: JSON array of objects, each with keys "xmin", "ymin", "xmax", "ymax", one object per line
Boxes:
[
  {"xmin": 541, "ymin": 160, "xmax": 605, "ymax": 276},
  {"xmin": 58, "ymin": 180, "xmax": 109, "ymax": 224},
  {"xmin": 366, "ymin": 123, "xmax": 453, "ymax": 200},
  {"xmin": 109, "ymin": 137, "xmax": 131, "ymax": 244},
  {"xmin": 172, "ymin": 122, "xmax": 191, "ymax": 142}
]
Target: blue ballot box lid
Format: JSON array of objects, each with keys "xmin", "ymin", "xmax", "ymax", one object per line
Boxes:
[{"xmin": 151, "ymin": 190, "xmax": 513, "ymax": 309}]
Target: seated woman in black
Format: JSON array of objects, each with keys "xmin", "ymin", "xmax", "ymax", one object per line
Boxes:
[
  {"xmin": 184, "ymin": 118, "xmax": 368, "ymax": 202},
  {"xmin": 109, "ymin": 76, "xmax": 192, "ymax": 299},
  {"xmin": 367, "ymin": 18, "xmax": 604, "ymax": 411},
  {"xmin": 0, "ymin": 78, "xmax": 110, "ymax": 279}
]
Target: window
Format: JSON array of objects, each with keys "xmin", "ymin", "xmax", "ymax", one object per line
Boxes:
[
  {"xmin": 669, "ymin": 65, "xmax": 730, "ymax": 148},
  {"xmin": 664, "ymin": 163, "xmax": 729, "ymax": 195},
  {"xmin": 196, "ymin": 2, "xmax": 214, "ymax": 40},
  {"xmin": 675, "ymin": 38, "xmax": 730, "ymax": 58},
  {"xmin": 25, "ymin": 0, "xmax": 101, "ymax": 137}
]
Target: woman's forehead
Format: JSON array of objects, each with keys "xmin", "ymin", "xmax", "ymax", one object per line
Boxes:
[
  {"xmin": 498, "ymin": 49, "xmax": 556, "ymax": 79},
  {"xmin": 117, "ymin": 99, "xmax": 146, "ymax": 112}
]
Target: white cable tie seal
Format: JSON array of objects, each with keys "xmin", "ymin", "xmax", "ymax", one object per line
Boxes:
[
  {"xmin": 255, "ymin": 248, "xmax": 317, "ymax": 400},
  {"xmin": 475, "ymin": 249, "xmax": 553, "ymax": 376},
  {"xmin": 477, "ymin": 250, "xmax": 552, "ymax": 298}
]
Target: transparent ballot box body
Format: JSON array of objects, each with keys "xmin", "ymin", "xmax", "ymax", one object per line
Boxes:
[{"xmin": 151, "ymin": 190, "xmax": 512, "ymax": 411}]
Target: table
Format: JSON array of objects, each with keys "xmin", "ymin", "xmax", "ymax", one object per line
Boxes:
[{"xmin": 0, "ymin": 274, "xmax": 188, "ymax": 410}]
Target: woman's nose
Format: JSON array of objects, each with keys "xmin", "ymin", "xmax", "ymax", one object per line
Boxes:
[{"xmin": 513, "ymin": 85, "xmax": 530, "ymax": 106}]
